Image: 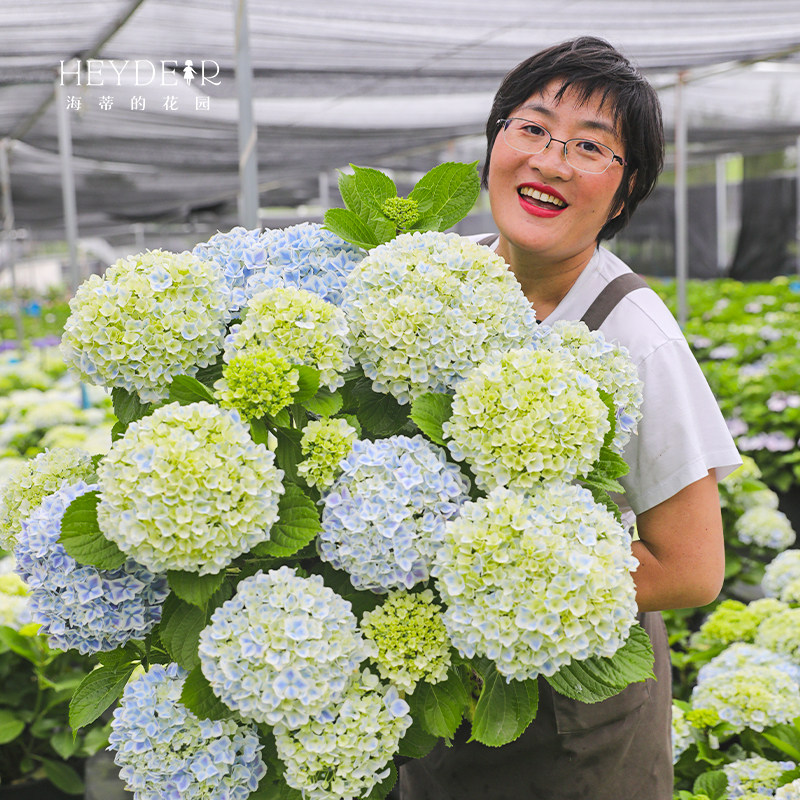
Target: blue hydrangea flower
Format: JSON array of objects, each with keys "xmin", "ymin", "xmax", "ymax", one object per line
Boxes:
[
  {"xmin": 13, "ymin": 481, "xmax": 168, "ymax": 654},
  {"xmin": 192, "ymin": 226, "xmax": 270, "ymax": 314},
  {"xmin": 243, "ymin": 222, "xmax": 364, "ymax": 306},
  {"xmin": 432, "ymin": 482, "xmax": 639, "ymax": 680},
  {"xmin": 108, "ymin": 663, "xmax": 267, "ymax": 800},
  {"xmin": 273, "ymin": 669, "xmax": 411, "ymax": 800},
  {"xmin": 198, "ymin": 567, "xmax": 366, "ymax": 729},
  {"xmin": 723, "ymin": 756, "xmax": 795, "ymax": 799},
  {"xmin": 318, "ymin": 435, "xmax": 470, "ymax": 593},
  {"xmin": 343, "ymin": 231, "xmax": 538, "ymax": 404}
]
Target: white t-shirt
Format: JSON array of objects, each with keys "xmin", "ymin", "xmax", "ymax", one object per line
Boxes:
[{"xmin": 473, "ymin": 236, "xmax": 741, "ymax": 519}]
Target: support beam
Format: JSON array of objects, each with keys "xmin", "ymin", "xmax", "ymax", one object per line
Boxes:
[
  {"xmin": 0, "ymin": 139, "xmax": 25, "ymax": 349},
  {"xmin": 234, "ymin": 0, "xmax": 259, "ymax": 228},
  {"xmin": 674, "ymin": 73, "xmax": 689, "ymax": 328},
  {"xmin": 55, "ymin": 79, "xmax": 81, "ymax": 293},
  {"xmin": 715, "ymin": 154, "xmax": 728, "ymax": 275},
  {"xmin": 796, "ymin": 135, "xmax": 800, "ymax": 276}
]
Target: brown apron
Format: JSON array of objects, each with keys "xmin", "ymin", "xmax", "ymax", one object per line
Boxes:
[{"xmin": 398, "ymin": 256, "xmax": 671, "ymax": 799}]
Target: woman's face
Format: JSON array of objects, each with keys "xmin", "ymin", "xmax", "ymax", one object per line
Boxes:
[{"xmin": 488, "ymin": 80, "xmax": 627, "ymax": 271}]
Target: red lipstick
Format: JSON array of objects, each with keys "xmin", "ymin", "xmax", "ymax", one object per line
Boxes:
[{"xmin": 516, "ymin": 182, "xmax": 568, "ymax": 218}]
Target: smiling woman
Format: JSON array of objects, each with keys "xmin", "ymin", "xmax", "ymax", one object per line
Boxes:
[{"xmin": 398, "ymin": 36, "xmax": 741, "ymax": 800}]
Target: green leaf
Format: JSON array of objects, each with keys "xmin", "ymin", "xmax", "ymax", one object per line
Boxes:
[
  {"xmin": 274, "ymin": 426, "xmax": 304, "ymax": 483},
  {"xmin": 324, "ymin": 207, "xmax": 380, "ymax": 250},
  {"xmin": 0, "ymin": 709, "xmax": 25, "ymax": 744},
  {"xmin": 270, "ymin": 408, "xmax": 292, "ymax": 428},
  {"xmin": 365, "ymin": 761, "xmax": 397, "ymax": 800},
  {"xmin": 59, "ymin": 491, "xmax": 126, "ymax": 570},
  {"xmin": 340, "ymin": 165, "xmax": 397, "ymax": 216},
  {"xmin": 761, "ymin": 724, "xmax": 800, "ymax": 761},
  {"xmin": 179, "ymin": 665, "xmax": 231, "ymax": 721},
  {"xmin": 0, "ymin": 625, "xmax": 42, "ymax": 663},
  {"xmin": 194, "ymin": 355, "xmax": 225, "ymax": 389},
  {"xmin": 50, "ymin": 728, "xmax": 79, "ymax": 759},
  {"xmin": 111, "ymin": 386, "xmax": 152, "ymax": 426},
  {"xmin": 252, "ymin": 484, "xmax": 321, "ymax": 558},
  {"xmin": 168, "ymin": 374, "xmax": 217, "ymax": 405},
  {"xmin": 158, "ymin": 595, "xmax": 207, "ymax": 670},
  {"xmin": 304, "ymin": 388, "xmax": 343, "ymax": 418},
  {"xmin": 292, "ymin": 365, "xmax": 321, "ymax": 404},
  {"xmin": 397, "ymin": 711, "xmax": 441, "ymax": 759},
  {"xmin": 69, "ymin": 663, "xmax": 136, "ymax": 731},
  {"xmin": 352, "ymin": 377, "xmax": 409, "ymax": 437},
  {"xmin": 168, "ymin": 570, "xmax": 227, "ymax": 608},
  {"xmin": 693, "ymin": 770, "xmax": 728, "ymax": 800},
  {"xmin": 41, "ymin": 759, "xmax": 84, "ymax": 795},
  {"xmin": 470, "ymin": 660, "xmax": 538, "ymax": 747},
  {"xmin": 407, "ymin": 670, "xmax": 469, "ymax": 740},
  {"xmin": 249, "ymin": 417, "xmax": 272, "ymax": 447},
  {"xmin": 545, "ymin": 624, "xmax": 655, "ymax": 703},
  {"xmin": 410, "ymin": 392, "xmax": 453, "ymax": 446},
  {"xmin": 408, "ymin": 162, "xmax": 481, "ymax": 231}
]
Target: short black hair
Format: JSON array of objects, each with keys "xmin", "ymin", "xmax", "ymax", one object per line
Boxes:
[{"xmin": 483, "ymin": 36, "xmax": 664, "ymax": 242}]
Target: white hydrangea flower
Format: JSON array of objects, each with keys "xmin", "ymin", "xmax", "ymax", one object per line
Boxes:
[
  {"xmin": 343, "ymin": 231, "xmax": 537, "ymax": 404},
  {"xmin": 97, "ymin": 402, "xmax": 283, "ymax": 575},
  {"xmin": 696, "ymin": 643, "xmax": 800, "ymax": 688},
  {"xmin": 739, "ymin": 488, "xmax": 780, "ymax": 511},
  {"xmin": 0, "ymin": 447, "xmax": 95, "ymax": 550},
  {"xmin": 318, "ymin": 435, "xmax": 470, "ymax": 592},
  {"xmin": 109, "ymin": 663, "xmax": 266, "ymax": 800},
  {"xmin": 755, "ymin": 608, "xmax": 800, "ymax": 663},
  {"xmin": 198, "ymin": 567, "xmax": 366, "ymax": 729},
  {"xmin": 735, "ymin": 507, "xmax": 796, "ymax": 550},
  {"xmin": 360, "ymin": 589, "xmax": 451, "ymax": 692},
  {"xmin": 763, "ymin": 550, "xmax": 800, "ymax": 602},
  {"xmin": 0, "ymin": 556, "xmax": 29, "ymax": 629},
  {"xmin": 60, "ymin": 250, "xmax": 228, "ymax": 402},
  {"xmin": 691, "ymin": 665, "xmax": 800, "ymax": 732},
  {"xmin": 224, "ymin": 286, "xmax": 353, "ymax": 391},
  {"xmin": 433, "ymin": 482, "xmax": 638, "ymax": 680},
  {"xmin": 531, "ymin": 320, "xmax": 643, "ymax": 452},
  {"xmin": 723, "ymin": 756, "xmax": 795, "ymax": 799},
  {"xmin": 273, "ymin": 669, "xmax": 411, "ymax": 800},
  {"xmin": 776, "ymin": 779, "xmax": 800, "ymax": 800},
  {"xmin": 671, "ymin": 703, "xmax": 693, "ymax": 763},
  {"xmin": 297, "ymin": 418, "xmax": 358, "ymax": 489},
  {"xmin": 443, "ymin": 347, "xmax": 609, "ymax": 491}
]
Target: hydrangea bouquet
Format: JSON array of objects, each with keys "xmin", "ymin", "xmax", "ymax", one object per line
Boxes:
[{"xmin": 3, "ymin": 162, "xmax": 656, "ymax": 800}]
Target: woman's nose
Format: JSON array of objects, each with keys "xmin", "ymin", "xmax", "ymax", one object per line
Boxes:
[{"xmin": 526, "ymin": 141, "xmax": 572, "ymax": 177}]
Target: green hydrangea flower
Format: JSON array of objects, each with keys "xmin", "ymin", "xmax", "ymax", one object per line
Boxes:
[
  {"xmin": 443, "ymin": 347, "xmax": 609, "ymax": 491},
  {"xmin": 755, "ymin": 608, "xmax": 800, "ymax": 663},
  {"xmin": 225, "ymin": 286, "xmax": 353, "ymax": 391},
  {"xmin": 0, "ymin": 447, "xmax": 95, "ymax": 550},
  {"xmin": 297, "ymin": 418, "xmax": 358, "ymax": 489},
  {"xmin": 381, "ymin": 196, "xmax": 420, "ymax": 229},
  {"xmin": 696, "ymin": 598, "xmax": 789, "ymax": 647},
  {"xmin": 685, "ymin": 707, "xmax": 720, "ymax": 729},
  {"xmin": 360, "ymin": 589, "xmax": 451, "ymax": 692},
  {"xmin": 215, "ymin": 347, "xmax": 299, "ymax": 421},
  {"xmin": 97, "ymin": 402, "xmax": 284, "ymax": 575}
]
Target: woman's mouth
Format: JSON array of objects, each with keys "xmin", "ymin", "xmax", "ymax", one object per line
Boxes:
[{"xmin": 517, "ymin": 185, "xmax": 568, "ymax": 217}]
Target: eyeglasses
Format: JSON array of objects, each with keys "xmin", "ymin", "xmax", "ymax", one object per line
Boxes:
[{"xmin": 497, "ymin": 118, "xmax": 627, "ymax": 174}]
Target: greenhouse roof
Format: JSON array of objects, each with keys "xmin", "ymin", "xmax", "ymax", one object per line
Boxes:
[{"xmin": 1, "ymin": 0, "xmax": 800, "ymax": 238}]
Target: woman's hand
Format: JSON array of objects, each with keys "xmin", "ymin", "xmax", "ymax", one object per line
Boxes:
[{"xmin": 631, "ymin": 470, "xmax": 724, "ymax": 613}]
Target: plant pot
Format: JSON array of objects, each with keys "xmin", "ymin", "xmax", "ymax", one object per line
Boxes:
[{"xmin": 0, "ymin": 778, "xmax": 78, "ymax": 800}]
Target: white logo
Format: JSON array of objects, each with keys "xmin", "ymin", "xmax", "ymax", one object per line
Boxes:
[{"xmin": 59, "ymin": 59, "xmax": 222, "ymax": 87}]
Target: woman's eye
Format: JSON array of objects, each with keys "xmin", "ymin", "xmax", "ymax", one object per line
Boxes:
[
  {"xmin": 520, "ymin": 123, "xmax": 547, "ymax": 138},
  {"xmin": 576, "ymin": 140, "xmax": 602, "ymax": 154}
]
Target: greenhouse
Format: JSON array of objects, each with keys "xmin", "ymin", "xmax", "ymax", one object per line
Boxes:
[{"xmin": 1, "ymin": 2, "xmax": 800, "ymax": 800}]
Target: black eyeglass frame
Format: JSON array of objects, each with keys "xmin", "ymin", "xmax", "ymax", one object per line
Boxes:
[{"xmin": 497, "ymin": 117, "xmax": 627, "ymax": 173}]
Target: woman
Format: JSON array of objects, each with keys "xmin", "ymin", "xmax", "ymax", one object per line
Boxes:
[{"xmin": 398, "ymin": 37, "xmax": 741, "ymax": 800}]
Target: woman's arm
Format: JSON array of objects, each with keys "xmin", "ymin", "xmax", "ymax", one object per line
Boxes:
[{"xmin": 631, "ymin": 470, "xmax": 724, "ymax": 613}]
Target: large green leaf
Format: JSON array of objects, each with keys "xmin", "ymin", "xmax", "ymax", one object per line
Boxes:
[
  {"xmin": 352, "ymin": 377, "xmax": 409, "ymax": 437},
  {"xmin": 365, "ymin": 761, "xmax": 397, "ymax": 800},
  {"xmin": 59, "ymin": 491, "xmax": 127, "ymax": 570},
  {"xmin": 304, "ymin": 388, "xmax": 343, "ymax": 418},
  {"xmin": 470, "ymin": 660, "xmax": 538, "ymax": 747},
  {"xmin": 168, "ymin": 374, "xmax": 217, "ymax": 406},
  {"xmin": 0, "ymin": 625, "xmax": 42, "ymax": 663},
  {"xmin": 41, "ymin": 759, "xmax": 85, "ymax": 795},
  {"xmin": 397, "ymin": 712, "xmax": 441, "ymax": 759},
  {"xmin": 339, "ymin": 165, "xmax": 397, "ymax": 217},
  {"xmin": 407, "ymin": 670, "xmax": 469, "ymax": 740},
  {"xmin": 545, "ymin": 624, "xmax": 655, "ymax": 703},
  {"xmin": 761, "ymin": 723, "xmax": 800, "ymax": 761},
  {"xmin": 293, "ymin": 366, "xmax": 321, "ymax": 403},
  {"xmin": 409, "ymin": 392, "xmax": 453, "ymax": 446},
  {"xmin": 111, "ymin": 386, "xmax": 152, "ymax": 426},
  {"xmin": 69, "ymin": 663, "xmax": 136, "ymax": 731},
  {"xmin": 693, "ymin": 770, "xmax": 728, "ymax": 800},
  {"xmin": 167, "ymin": 570, "xmax": 227, "ymax": 608},
  {"xmin": 0, "ymin": 709, "xmax": 25, "ymax": 744},
  {"xmin": 252, "ymin": 483, "xmax": 321, "ymax": 558},
  {"xmin": 408, "ymin": 162, "xmax": 481, "ymax": 231},
  {"xmin": 324, "ymin": 207, "xmax": 380, "ymax": 251},
  {"xmin": 179, "ymin": 665, "xmax": 231, "ymax": 721},
  {"xmin": 274, "ymin": 427, "xmax": 304, "ymax": 483},
  {"xmin": 158, "ymin": 595, "xmax": 207, "ymax": 671}
]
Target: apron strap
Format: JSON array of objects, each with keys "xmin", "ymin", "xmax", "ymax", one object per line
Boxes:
[{"xmin": 579, "ymin": 272, "xmax": 648, "ymax": 331}]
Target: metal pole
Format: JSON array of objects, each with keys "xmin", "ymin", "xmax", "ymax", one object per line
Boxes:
[
  {"xmin": 318, "ymin": 171, "xmax": 330, "ymax": 211},
  {"xmin": 0, "ymin": 139, "xmax": 25, "ymax": 350},
  {"xmin": 54, "ymin": 79, "xmax": 81, "ymax": 293},
  {"xmin": 796, "ymin": 135, "xmax": 800, "ymax": 276},
  {"xmin": 674, "ymin": 73, "xmax": 688, "ymax": 328},
  {"xmin": 234, "ymin": 0, "xmax": 259, "ymax": 228},
  {"xmin": 715, "ymin": 154, "xmax": 728, "ymax": 275}
]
